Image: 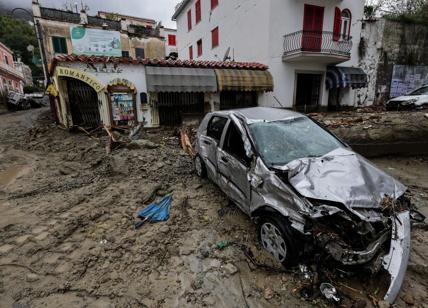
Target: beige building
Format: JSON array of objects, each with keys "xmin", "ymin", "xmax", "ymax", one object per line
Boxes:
[{"xmin": 31, "ymin": 0, "xmax": 177, "ymax": 77}]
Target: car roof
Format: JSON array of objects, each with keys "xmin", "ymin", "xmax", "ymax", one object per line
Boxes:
[{"xmin": 211, "ymin": 107, "xmax": 304, "ymax": 123}]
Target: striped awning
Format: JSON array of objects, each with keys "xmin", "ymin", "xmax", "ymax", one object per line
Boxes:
[
  {"xmin": 215, "ymin": 69, "xmax": 273, "ymax": 92},
  {"xmin": 146, "ymin": 66, "xmax": 217, "ymax": 92},
  {"xmin": 326, "ymin": 66, "xmax": 368, "ymax": 90}
]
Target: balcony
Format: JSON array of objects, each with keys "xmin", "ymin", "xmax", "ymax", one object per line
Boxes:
[
  {"xmin": 283, "ymin": 30, "xmax": 352, "ymax": 64},
  {"xmin": 0, "ymin": 61, "xmax": 24, "ymax": 80}
]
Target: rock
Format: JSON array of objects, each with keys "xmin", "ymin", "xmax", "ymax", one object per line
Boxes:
[
  {"xmin": 128, "ymin": 139, "xmax": 160, "ymax": 150},
  {"xmin": 199, "ymin": 243, "xmax": 211, "ymax": 258},
  {"xmin": 159, "ymin": 225, "xmax": 170, "ymax": 233},
  {"xmin": 424, "ymin": 113, "xmax": 428, "ymax": 120},
  {"xmin": 26, "ymin": 273, "xmax": 39, "ymax": 282},
  {"xmin": 377, "ymin": 301, "xmax": 391, "ymax": 308},
  {"xmin": 264, "ymin": 287, "xmax": 274, "ymax": 300},
  {"xmin": 179, "ymin": 247, "xmax": 194, "ymax": 256},
  {"xmin": 223, "ymin": 263, "xmax": 238, "ymax": 275},
  {"xmin": 401, "ymin": 293, "xmax": 415, "ymax": 305}
]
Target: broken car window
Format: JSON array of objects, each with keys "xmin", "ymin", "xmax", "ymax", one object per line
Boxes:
[
  {"xmin": 409, "ymin": 86, "xmax": 428, "ymax": 95},
  {"xmin": 223, "ymin": 122, "xmax": 250, "ymax": 166},
  {"xmin": 249, "ymin": 117, "xmax": 343, "ymax": 166},
  {"xmin": 207, "ymin": 116, "xmax": 228, "ymax": 142}
]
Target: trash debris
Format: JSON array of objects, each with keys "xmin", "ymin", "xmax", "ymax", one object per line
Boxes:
[
  {"xmin": 134, "ymin": 195, "xmax": 172, "ymax": 229},
  {"xmin": 216, "ymin": 240, "xmax": 231, "ymax": 250},
  {"xmin": 179, "ymin": 127, "xmax": 196, "ymax": 157},
  {"xmin": 320, "ymin": 282, "xmax": 341, "ymax": 303},
  {"xmin": 425, "ymin": 113, "xmax": 428, "ymax": 120}
]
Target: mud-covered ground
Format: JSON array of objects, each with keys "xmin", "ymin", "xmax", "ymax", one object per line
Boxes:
[{"xmin": 0, "ymin": 108, "xmax": 427, "ymax": 308}]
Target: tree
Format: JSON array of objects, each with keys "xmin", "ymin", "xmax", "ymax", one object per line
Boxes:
[{"xmin": 0, "ymin": 15, "xmax": 43, "ymax": 84}]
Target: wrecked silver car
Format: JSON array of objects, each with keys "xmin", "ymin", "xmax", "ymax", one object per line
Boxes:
[{"xmin": 194, "ymin": 107, "xmax": 422, "ymax": 304}]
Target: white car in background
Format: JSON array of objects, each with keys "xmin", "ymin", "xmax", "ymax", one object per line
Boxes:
[{"xmin": 386, "ymin": 85, "xmax": 428, "ymax": 110}]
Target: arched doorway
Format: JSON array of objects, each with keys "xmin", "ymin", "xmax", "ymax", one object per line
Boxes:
[{"xmin": 65, "ymin": 77, "xmax": 101, "ymax": 127}]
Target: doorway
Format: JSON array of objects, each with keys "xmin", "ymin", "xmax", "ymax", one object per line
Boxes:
[
  {"xmin": 66, "ymin": 78, "xmax": 100, "ymax": 127},
  {"xmin": 295, "ymin": 73, "xmax": 322, "ymax": 112},
  {"xmin": 302, "ymin": 4, "xmax": 324, "ymax": 52},
  {"xmin": 158, "ymin": 92, "xmax": 205, "ymax": 126}
]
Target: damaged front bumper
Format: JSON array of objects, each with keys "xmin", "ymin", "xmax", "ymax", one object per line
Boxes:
[
  {"xmin": 316, "ymin": 211, "xmax": 411, "ymax": 304},
  {"xmin": 382, "ymin": 211, "xmax": 411, "ymax": 304}
]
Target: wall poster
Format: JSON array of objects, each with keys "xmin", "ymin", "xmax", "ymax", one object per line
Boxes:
[
  {"xmin": 111, "ymin": 92, "xmax": 135, "ymax": 126},
  {"xmin": 70, "ymin": 26, "xmax": 122, "ymax": 57}
]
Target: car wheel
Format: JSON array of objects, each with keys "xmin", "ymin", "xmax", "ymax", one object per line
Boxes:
[
  {"xmin": 194, "ymin": 155, "xmax": 207, "ymax": 178},
  {"xmin": 258, "ymin": 215, "xmax": 300, "ymax": 267}
]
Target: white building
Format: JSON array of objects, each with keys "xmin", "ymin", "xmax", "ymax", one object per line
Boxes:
[{"xmin": 172, "ymin": 0, "xmax": 367, "ymax": 111}]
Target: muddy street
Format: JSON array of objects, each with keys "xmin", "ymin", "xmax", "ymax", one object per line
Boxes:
[{"xmin": 0, "ymin": 109, "xmax": 427, "ymax": 308}]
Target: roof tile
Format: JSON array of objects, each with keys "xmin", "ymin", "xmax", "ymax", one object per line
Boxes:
[{"xmin": 50, "ymin": 54, "xmax": 268, "ymax": 74}]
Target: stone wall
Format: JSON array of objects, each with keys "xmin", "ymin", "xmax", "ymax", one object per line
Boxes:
[{"xmin": 357, "ymin": 18, "xmax": 428, "ymax": 105}]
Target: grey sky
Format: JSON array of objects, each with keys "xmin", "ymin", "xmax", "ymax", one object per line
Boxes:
[{"xmin": 0, "ymin": 0, "xmax": 179, "ymax": 28}]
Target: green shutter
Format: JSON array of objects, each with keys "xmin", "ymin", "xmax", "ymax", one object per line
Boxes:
[{"xmin": 52, "ymin": 37, "xmax": 68, "ymax": 54}]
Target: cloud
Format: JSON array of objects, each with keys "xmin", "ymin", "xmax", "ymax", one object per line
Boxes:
[{"xmin": 1, "ymin": 0, "xmax": 178, "ymax": 28}]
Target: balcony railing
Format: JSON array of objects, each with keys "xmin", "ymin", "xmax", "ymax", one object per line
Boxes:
[
  {"xmin": 283, "ymin": 30, "xmax": 352, "ymax": 58},
  {"xmin": 0, "ymin": 61, "xmax": 24, "ymax": 80}
]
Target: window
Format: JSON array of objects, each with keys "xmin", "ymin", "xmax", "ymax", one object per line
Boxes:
[
  {"xmin": 223, "ymin": 122, "xmax": 249, "ymax": 165},
  {"xmin": 168, "ymin": 34, "xmax": 176, "ymax": 46},
  {"xmin": 135, "ymin": 48, "xmax": 145, "ymax": 59},
  {"xmin": 52, "ymin": 36, "xmax": 68, "ymax": 54},
  {"xmin": 211, "ymin": 0, "xmax": 219, "ymax": 10},
  {"xmin": 197, "ymin": 39, "xmax": 203, "ymax": 57},
  {"xmin": 195, "ymin": 0, "xmax": 201, "ymax": 23},
  {"xmin": 4, "ymin": 54, "xmax": 9, "ymax": 65},
  {"xmin": 341, "ymin": 9, "xmax": 351, "ymax": 40},
  {"xmin": 122, "ymin": 50, "xmax": 130, "ymax": 57},
  {"xmin": 189, "ymin": 45, "xmax": 193, "ymax": 60},
  {"xmin": 211, "ymin": 27, "xmax": 219, "ymax": 48},
  {"xmin": 333, "ymin": 7, "xmax": 341, "ymax": 41},
  {"xmin": 187, "ymin": 9, "xmax": 192, "ymax": 31},
  {"xmin": 207, "ymin": 116, "xmax": 228, "ymax": 142}
]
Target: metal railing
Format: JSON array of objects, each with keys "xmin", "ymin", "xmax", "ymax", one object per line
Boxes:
[{"xmin": 283, "ymin": 30, "xmax": 352, "ymax": 57}]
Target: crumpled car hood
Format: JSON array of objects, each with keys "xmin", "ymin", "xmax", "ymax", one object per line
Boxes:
[{"xmin": 285, "ymin": 148, "xmax": 407, "ymax": 210}]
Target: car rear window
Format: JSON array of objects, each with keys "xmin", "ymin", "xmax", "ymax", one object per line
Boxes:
[{"xmin": 207, "ymin": 116, "xmax": 228, "ymax": 142}]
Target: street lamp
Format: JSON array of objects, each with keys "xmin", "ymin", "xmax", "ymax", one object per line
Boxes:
[{"xmin": 10, "ymin": 7, "xmax": 49, "ymax": 87}]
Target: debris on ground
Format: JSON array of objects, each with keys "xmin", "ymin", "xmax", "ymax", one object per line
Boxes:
[
  {"xmin": 135, "ymin": 195, "xmax": 172, "ymax": 229},
  {"xmin": 0, "ymin": 109, "xmax": 427, "ymax": 307},
  {"xmin": 320, "ymin": 282, "xmax": 341, "ymax": 303}
]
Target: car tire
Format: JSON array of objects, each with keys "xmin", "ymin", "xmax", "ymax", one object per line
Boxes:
[
  {"xmin": 258, "ymin": 214, "xmax": 300, "ymax": 267},
  {"xmin": 194, "ymin": 155, "xmax": 207, "ymax": 178}
]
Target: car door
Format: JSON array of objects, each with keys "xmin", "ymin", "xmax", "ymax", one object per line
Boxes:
[
  {"xmin": 199, "ymin": 115, "xmax": 229, "ymax": 182},
  {"xmin": 217, "ymin": 120, "xmax": 252, "ymax": 214}
]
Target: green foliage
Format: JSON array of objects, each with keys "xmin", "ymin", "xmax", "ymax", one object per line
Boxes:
[
  {"xmin": 0, "ymin": 15, "xmax": 43, "ymax": 82},
  {"xmin": 23, "ymin": 85, "xmax": 41, "ymax": 94}
]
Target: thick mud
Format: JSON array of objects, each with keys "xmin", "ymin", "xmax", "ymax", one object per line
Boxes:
[{"xmin": 0, "ymin": 109, "xmax": 427, "ymax": 307}]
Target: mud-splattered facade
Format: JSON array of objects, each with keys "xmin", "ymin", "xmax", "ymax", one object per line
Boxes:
[{"xmin": 48, "ymin": 55, "xmax": 273, "ymax": 129}]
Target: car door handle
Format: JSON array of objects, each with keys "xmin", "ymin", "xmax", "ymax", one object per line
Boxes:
[{"xmin": 221, "ymin": 156, "xmax": 229, "ymax": 163}]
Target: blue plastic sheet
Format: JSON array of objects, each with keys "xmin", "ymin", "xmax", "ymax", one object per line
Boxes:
[{"xmin": 135, "ymin": 195, "xmax": 172, "ymax": 229}]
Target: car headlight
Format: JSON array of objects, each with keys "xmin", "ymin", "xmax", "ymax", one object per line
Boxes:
[{"xmin": 402, "ymin": 98, "xmax": 418, "ymax": 105}]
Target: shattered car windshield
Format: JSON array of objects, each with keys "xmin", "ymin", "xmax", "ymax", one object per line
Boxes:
[
  {"xmin": 249, "ymin": 117, "xmax": 343, "ymax": 166},
  {"xmin": 409, "ymin": 86, "xmax": 428, "ymax": 95}
]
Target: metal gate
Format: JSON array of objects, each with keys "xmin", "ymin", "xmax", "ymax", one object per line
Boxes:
[
  {"xmin": 158, "ymin": 92, "xmax": 204, "ymax": 126},
  {"xmin": 66, "ymin": 78, "xmax": 101, "ymax": 127},
  {"xmin": 220, "ymin": 91, "xmax": 258, "ymax": 110}
]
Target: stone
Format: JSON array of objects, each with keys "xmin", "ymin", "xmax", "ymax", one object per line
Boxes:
[
  {"xmin": 26, "ymin": 273, "xmax": 39, "ymax": 282},
  {"xmin": 377, "ymin": 301, "xmax": 391, "ymax": 308},
  {"xmin": 128, "ymin": 139, "xmax": 160, "ymax": 150},
  {"xmin": 264, "ymin": 287, "xmax": 274, "ymax": 300},
  {"xmin": 179, "ymin": 247, "xmax": 194, "ymax": 256},
  {"xmin": 223, "ymin": 263, "xmax": 238, "ymax": 275},
  {"xmin": 159, "ymin": 225, "xmax": 170, "ymax": 234},
  {"xmin": 401, "ymin": 293, "xmax": 415, "ymax": 306}
]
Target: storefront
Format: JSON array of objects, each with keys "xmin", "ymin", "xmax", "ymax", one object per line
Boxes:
[{"xmin": 49, "ymin": 55, "xmax": 274, "ymax": 128}]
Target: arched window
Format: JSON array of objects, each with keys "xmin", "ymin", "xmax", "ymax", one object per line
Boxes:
[{"xmin": 341, "ymin": 9, "xmax": 352, "ymax": 40}]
